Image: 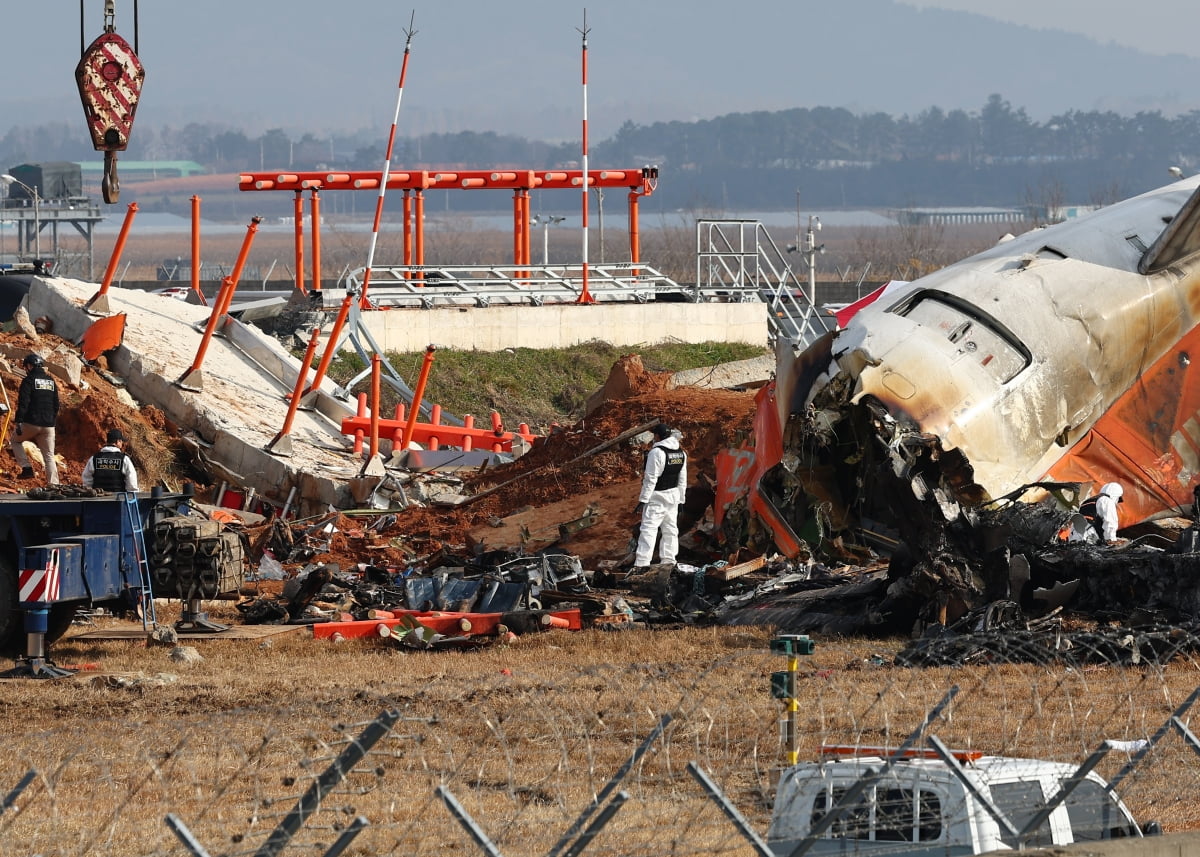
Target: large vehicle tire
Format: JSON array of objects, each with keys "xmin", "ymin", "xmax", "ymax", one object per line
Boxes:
[
  {"xmin": 46, "ymin": 603, "xmax": 77, "ymax": 648},
  {"xmin": 0, "ymin": 553, "xmax": 21, "ymax": 658}
]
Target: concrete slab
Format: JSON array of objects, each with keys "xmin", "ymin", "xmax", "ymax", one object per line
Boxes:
[{"xmin": 31, "ymin": 278, "xmax": 362, "ymax": 516}]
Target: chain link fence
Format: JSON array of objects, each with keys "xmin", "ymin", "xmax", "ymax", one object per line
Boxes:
[{"xmin": 4, "ymin": 630, "xmax": 1200, "ymax": 856}]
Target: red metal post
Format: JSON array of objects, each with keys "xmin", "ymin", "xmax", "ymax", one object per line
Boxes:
[
  {"xmin": 391, "ymin": 402, "xmax": 406, "ymax": 447},
  {"xmin": 176, "ymin": 216, "xmax": 262, "ymax": 387},
  {"xmin": 629, "ymin": 190, "xmax": 641, "ymax": 277},
  {"xmin": 266, "ymin": 327, "xmax": 320, "ymax": 455},
  {"xmin": 354, "ymin": 392, "xmax": 367, "ymax": 454},
  {"xmin": 213, "ymin": 215, "xmax": 261, "ymax": 319},
  {"xmin": 578, "ymin": 13, "xmax": 594, "ymax": 304},
  {"xmin": 369, "ymin": 353, "xmax": 382, "ymax": 460},
  {"xmin": 429, "ymin": 403, "xmax": 442, "ymax": 450},
  {"xmin": 310, "ymin": 188, "xmax": 322, "ymax": 291},
  {"xmin": 512, "ymin": 191, "xmax": 522, "ymax": 271},
  {"xmin": 402, "ymin": 189, "xmax": 413, "ymax": 278},
  {"xmin": 491, "ymin": 410, "xmax": 505, "ymax": 452},
  {"xmin": 414, "ymin": 190, "xmax": 425, "ymax": 281},
  {"xmin": 522, "ymin": 190, "xmax": 532, "ymax": 276},
  {"xmin": 190, "ymin": 195, "xmax": 205, "ymax": 304},
  {"xmin": 401, "ymin": 345, "xmax": 436, "ymax": 451},
  {"xmin": 94, "ymin": 201, "xmax": 139, "ymax": 299},
  {"xmin": 462, "ymin": 414, "xmax": 475, "ymax": 451},
  {"xmin": 176, "ymin": 276, "xmax": 233, "ymax": 387},
  {"xmin": 304, "ymin": 291, "xmax": 353, "ymax": 397},
  {"xmin": 293, "ymin": 190, "xmax": 305, "ymax": 294}
]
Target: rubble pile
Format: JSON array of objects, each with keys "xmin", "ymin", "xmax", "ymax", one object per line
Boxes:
[
  {"xmin": 228, "ymin": 367, "xmax": 771, "ymax": 635},
  {"xmin": 0, "ymin": 328, "xmax": 179, "ymax": 491},
  {"xmin": 894, "ymin": 600, "xmax": 1200, "ymax": 667}
]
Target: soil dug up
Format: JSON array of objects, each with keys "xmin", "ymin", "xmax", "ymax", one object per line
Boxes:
[{"xmin": 0, "ymin": 334, "xmax": 756, "ymax": 573}]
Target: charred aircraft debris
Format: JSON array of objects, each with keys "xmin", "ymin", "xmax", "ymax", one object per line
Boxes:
[{"xmin": 719, "ymin": 174, "xmax": 1200, "ymax": 653}]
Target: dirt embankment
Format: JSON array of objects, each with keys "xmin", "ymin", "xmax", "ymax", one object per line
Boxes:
[
  {"xmin": 327, "ymin": 355, "xmax": 757, "ymax": 569},
  {"xmin": 2, "ymin": 330, "xmax": 756, "ymax": 572},
  {"xmin": 0, "ymin": 329, "xmax": 178, "ymax": 490}
]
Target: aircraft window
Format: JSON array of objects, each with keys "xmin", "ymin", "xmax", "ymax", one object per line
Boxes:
[{"xmin": 897, "ymin": 293, "xmax": 1031, "ymax": 383}]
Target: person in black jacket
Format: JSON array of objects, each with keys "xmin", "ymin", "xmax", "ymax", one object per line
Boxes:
[
  {"xmin": 11, "ymin": 352, "xmax": 59, "ymax": 484},
  {"xmin": 82, "ymin": 428, "xmax": 139, "ymax": 492}
]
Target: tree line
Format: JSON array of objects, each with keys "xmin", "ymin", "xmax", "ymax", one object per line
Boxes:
[{"xmin": 3, "ymin": 94, "xmax": 1196, "ymax": 210}]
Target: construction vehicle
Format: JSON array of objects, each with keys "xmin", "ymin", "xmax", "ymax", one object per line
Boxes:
[
  {"xmin": 767, "ymin": 745, "xmax": 1158, "ymax": 857},
  {"xmin": 0, "ymin": 486, "xmax": 244, "ymax": 677}
]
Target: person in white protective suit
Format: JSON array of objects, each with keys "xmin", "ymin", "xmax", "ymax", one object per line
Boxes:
[
  {"xmin": 633, "ymin": 423, "xmax": 687, "ymax": 570},
  {"xmin": 1095, "ymin": 482, "xmax": 1124, "ymax": 543}
]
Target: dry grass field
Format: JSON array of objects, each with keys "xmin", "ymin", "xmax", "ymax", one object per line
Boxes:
[{"xmin": 4, "ymin": 604, "xmax": 1200, "ymax": 857}]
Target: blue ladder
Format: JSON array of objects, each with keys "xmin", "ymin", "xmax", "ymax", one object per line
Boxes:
[{"xmin": 120, "ymin": 492, "xmax": 156, "ymax": 629}]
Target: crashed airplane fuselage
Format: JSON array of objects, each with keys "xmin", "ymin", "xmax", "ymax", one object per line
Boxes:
[{"xmin": 768, "ymin": 176, "xmax": 1200, "ymax": 553}]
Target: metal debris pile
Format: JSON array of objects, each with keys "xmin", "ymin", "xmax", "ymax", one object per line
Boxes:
[{"xmin": 895, "ymin": 600, "xmax": 1200, "ymax": 667}]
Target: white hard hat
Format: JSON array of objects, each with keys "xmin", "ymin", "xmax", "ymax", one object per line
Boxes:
[{"xmin": 1101, "ymin": 482, "xmax": 1123, "ymax": 500}]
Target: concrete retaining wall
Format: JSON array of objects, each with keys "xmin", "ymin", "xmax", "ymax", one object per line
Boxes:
[{"xmin": 355, "ymin": 301, "xmax": 770, "ymax": 352}]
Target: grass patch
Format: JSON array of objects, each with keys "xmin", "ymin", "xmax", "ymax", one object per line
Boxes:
[{"xmin": 325, "ymin": 339, "xmax": 768, "ymax": 430}]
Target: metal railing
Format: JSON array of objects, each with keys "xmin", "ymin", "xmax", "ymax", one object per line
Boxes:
[
  {"xmin": 340, "ymin": 263, "xmax": 682, "ymax": 308},
  {"xmin": 695, "ymin": 219, "xmax": 834, "ymax": 347}
]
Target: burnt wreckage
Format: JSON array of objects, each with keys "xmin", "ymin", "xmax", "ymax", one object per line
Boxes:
[{"xmin": 725, "ymin": 175, "xmax": 1200, "ymax": 640}]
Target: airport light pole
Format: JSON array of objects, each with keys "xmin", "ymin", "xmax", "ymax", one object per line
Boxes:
[
  {"xmin": 0, "ymin": 174, "xmax": 40, "ymax": 261},
  {"xmin": 531, "ymin": 214, "xmax": 566, "ymax": 265},
  {"xmin": 804, "ymin": 215, "xmax": 823, "ymax": 306}
]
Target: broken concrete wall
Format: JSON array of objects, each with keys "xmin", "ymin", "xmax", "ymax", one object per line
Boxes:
[
  {"xmin": 666, "ymin": 354, "xmax": 774, "ymax": 390},
  {"xmin": 354, "ymin": 301, "xmax": 769, "ymax": 352},
  {"xmin": 28, "ymin": 278, "xmax": 359, "ymax": 516}
]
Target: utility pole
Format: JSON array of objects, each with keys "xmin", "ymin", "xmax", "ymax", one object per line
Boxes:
[
  {"xmin": 804, "ymin": 215, "xmax": 822, "ymax": 308},
  {"xmin": 532, "ymin": 214, "xmax": 566, "ymax": 265},
  {"xmin": 0, "ymin": 174, "xmax": 40, "ymax": 261}
]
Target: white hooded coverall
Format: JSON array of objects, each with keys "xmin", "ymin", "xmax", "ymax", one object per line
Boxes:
[
  {"xmin": 1095, "ymin": 482, "xmax": 1123, "ymax": 542},
  {"xmin": 635, "ymin": 434, "xmax": 687, "ymax": 566}
]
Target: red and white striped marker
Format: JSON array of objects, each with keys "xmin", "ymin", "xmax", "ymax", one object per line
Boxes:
[{"xmin": 19, "ymin": 549, "xmax": 61, "ymax": 604}]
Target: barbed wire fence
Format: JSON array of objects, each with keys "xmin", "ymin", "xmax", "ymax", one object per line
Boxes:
[{"xmin": 4, "ymin": 634, "xmax": 1200, "ymax": 857}]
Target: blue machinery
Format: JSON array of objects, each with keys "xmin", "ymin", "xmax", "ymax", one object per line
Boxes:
[{"xmin": 0, "ymin": 487, "xmax": 194, "ymax": 679}]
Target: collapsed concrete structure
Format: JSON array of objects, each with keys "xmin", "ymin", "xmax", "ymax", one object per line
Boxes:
[{"xmin": 32, "ymin": 277, "xmax": 362, "ymax": 515}]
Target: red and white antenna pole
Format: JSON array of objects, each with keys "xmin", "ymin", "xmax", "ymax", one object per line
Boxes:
[
  {"xmin": 360, "ymin": 12, "xmax": 417, "ymax": 308},
  {"xmin": 577, "ymin": 10, "xmax": 594, "ymax": 304},
  {"xmin": 303, "ymin": 13, "xmax": 416, "ymax": 397}
]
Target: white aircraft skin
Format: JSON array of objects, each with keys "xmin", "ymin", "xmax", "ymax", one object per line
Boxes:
[{"xmin": 786, "ymin": 174, "xmax": 1200, "ymax": 529}]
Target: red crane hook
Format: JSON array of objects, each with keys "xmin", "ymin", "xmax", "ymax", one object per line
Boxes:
[{"xmin": 75, "ymin": 0, "xmax": 145, "ymax": 204}]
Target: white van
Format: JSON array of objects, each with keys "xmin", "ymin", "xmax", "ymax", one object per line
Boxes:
[{"xmin": 767, "ymin": 746, "xmax": 1156, "ymax": 856}]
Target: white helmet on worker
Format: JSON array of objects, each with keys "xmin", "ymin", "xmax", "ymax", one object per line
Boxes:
[{"xmin": 1101, "ymin": 482, "xmax": 1124, "ymax": 501}]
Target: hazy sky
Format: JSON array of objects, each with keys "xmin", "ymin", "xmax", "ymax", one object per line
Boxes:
[
  {"xmin": 906, "ymin": 0, "xmax": 1199, "ymax": 58},
  {"xmin": 4, "ymin": 1, "xmax": 1199, "ymax": 143}
]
